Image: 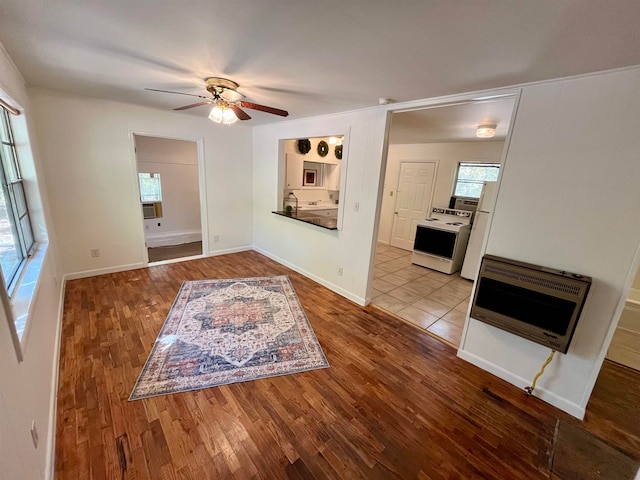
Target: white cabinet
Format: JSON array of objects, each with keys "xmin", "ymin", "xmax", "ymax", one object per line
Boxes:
[
  {"xmin": 285, "ymin": 154, "xmax": 303, "ymax": 188},
  {"xmin": 307, "ymin": 208, "xmax": 338, "ymax": 218},
  {"xmin": 325, "ymin": 163, "xmax": 341, "ymax": 191}
]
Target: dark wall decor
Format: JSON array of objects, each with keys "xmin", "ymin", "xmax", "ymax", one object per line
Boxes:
[
  {"xmin": 317, "ymin": 140, "xmax": 329, "ymax": 157},
  {"xmin": 297, "ymin": 139, "xmax": 311, "ymax": 154},
  {"xmin": 335, "ymin": 144, "xmax": 343, "ymax": 160}
]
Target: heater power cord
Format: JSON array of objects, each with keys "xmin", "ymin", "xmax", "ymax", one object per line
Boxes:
[{"xmin": 524, "ymin": 350, "xmax": 555, "ymax": 395}]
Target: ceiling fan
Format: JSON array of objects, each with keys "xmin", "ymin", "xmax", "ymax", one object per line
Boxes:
[{"xmin": 146, "ymin": 77, "xmax": 289, "ymax": 124}]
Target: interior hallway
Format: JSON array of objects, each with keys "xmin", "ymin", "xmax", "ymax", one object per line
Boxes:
[{"xmin": 371, "ymin": 243, "xmax": 473, "ymax": 346}]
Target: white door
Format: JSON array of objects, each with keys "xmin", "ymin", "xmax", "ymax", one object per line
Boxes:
[{"xmin": 390, "ymin": 162, "xmax": 436, "ymax": 250}]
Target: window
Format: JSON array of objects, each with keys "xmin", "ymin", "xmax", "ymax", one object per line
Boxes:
[
  {"xmin": 454, "ymin": 162, "xmax": 500, "ymax": 198},
  {"xmin": 139, "ymin": 172, "xmax": 162, "ymax": 202},
  {"xmin": 0, "ymin": 109, "xmax": 35, "ymax": 291}
]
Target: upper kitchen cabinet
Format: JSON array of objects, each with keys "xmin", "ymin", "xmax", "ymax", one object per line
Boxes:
[
  {"xmin": 325, "ymin": 163, "xmax": 341, "ymax": 191},
  {"xmin": 285, "ymin": 153, "xmax": 304, "ymax": 189}
]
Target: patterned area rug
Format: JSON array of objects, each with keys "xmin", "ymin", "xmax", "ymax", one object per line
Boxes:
[{"xmin": 130, "ymin": 276, "xmax": 329, "ymax": 400}]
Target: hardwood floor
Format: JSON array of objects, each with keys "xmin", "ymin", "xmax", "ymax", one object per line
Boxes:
[
  {"xmin": 55, "ymin": 251, "xmax": 640, "ymax": 479},
  {"xmin": 147, "ymin": 241, "xmax": 203, "ymax": 262}
]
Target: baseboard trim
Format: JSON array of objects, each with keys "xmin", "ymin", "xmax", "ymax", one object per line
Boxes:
[
  {"xmin": 45, "ymin": 274, "xmax": 67, "ymax": 480},
  {"xmin": 207, "ymin": 245, "xmax": 253, "ymax": 257},
  {"xmin": 64, "ymin": 262, "xmax": 147, "ymax": 281},
  {"xmin": 145, "ymin": 230, "xmax": 202, "ymax": 248},
  {"xmin": 456, "ymin": 349, "xmax": 585, "ymax": 419},
  {"xmin": 252, "ymin": 247, "xmax": 367, "ymax": 306},
  {"xmin": 63, "ymin": 246, "xmax": 255, "ymax": 280}
]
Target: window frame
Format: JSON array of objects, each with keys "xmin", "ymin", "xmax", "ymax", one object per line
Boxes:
[
  {"xmin": 453, "ymin": 162, "xmax": 500, "ymax": 199},
  {"xmin": 138, "ymin": 172, "xmax": 163, "ymax": 203},
  {"xmin": 0, "ymin": 108, "xmax": 36, "ymax": 293},
  {"xmin": 0, "ymin": 100, "xmax": 47, "ymax": 362}
]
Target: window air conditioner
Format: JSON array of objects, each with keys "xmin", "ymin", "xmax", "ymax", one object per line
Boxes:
[{"xmin": 142, "ymin": 203, "xmax": 156, "ymax": 219}]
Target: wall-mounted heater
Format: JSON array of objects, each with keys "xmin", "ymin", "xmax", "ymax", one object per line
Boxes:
[{"xmin": 470, "ymin": 255, "xmax": 591, "ymax": 353}]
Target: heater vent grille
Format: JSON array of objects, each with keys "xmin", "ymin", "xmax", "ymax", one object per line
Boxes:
[{"xmin": 485, "ymin": 264, "xmax": 582, "ymax": 297}]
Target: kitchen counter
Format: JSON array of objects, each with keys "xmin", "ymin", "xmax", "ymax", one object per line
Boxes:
[{"xmin": 272, "ymin": 210, "xmax": 337, "ymax": 230}]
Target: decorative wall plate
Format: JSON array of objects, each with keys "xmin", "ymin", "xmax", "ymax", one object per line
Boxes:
[
  {"xmin": 335, "ymin": 144, "xmax": 343, "ymax": 160},
  {"xmin": 297, "ymin": 139, "xmax": 311, "ymax": 154},
  {"xmin": 317, "ymin": 140, "xmax": 329, "ymax": 157}
]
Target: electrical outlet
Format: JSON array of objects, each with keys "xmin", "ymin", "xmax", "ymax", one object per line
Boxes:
[
  {"xmin": 213, "ymin": 235, "xmax": 220, "ymax": 243},
  {"xmin": 90, "ymin": 248, "xmax": 100, "ymax": 258},
  {"xmin": 30, "ymin": 420, "xmax": 38, "ymax": 449},
  {"xmin": 337, "ymin": 266, "xmax": 343, "ymax": 276},
  {"xmin": 354, "ymin": 202, "xmax": 360, "ymax": 212}
]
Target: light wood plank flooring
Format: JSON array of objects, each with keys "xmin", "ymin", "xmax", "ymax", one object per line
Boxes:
[{"xmin": 55, "ymin": 250, "xmax": 640, "ymax": 479}]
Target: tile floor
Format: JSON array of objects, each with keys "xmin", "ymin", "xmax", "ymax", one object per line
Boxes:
[{"xmin": 370, "ymin": 243, "xmax": 473, "ymax": 346}]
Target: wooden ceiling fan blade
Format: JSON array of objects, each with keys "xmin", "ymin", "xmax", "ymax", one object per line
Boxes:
[
  {"xmin": 174, "ymin": 101, "xmax": 212, "ymax": 111},
  {"xmin": 145, "ymin": 88, "xmax": 209, "ymax": 100},
  {"xmin": 230, "ymin": 105, "xmax": 251, "ymax": 120},
  {"xmin": 238, "ymin": 101, "xmax": 289, "ymax": 117}
]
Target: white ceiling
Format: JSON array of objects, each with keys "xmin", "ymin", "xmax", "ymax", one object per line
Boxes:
[
  {"xmin": 389, "ymin": 97, "xmax": 516, "ymax": 144},
  {"xmin": 1, "ymin": 1, "xmax": 640, "ymax": 126}
]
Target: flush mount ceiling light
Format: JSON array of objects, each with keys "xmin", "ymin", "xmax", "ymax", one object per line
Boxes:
[{"xmin": 476, "ymin": 124, "xmax": 497, "ymax": 138}]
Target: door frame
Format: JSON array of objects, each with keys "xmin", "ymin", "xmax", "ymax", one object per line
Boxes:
[
  {"xmin": 389, "ymin": 160, "xmax": 438, "ymax": 250},
  {"xmin": 130, "ymin": 131, "xmax": 208, "ymax": 264},
  {"xmin": 368, "ymin": 92, "xmax": 521, "ymax": 307}
]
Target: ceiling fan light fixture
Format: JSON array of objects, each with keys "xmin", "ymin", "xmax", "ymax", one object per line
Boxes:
[
  {"xmin": 476, "ymin": 124, "xmax": 497, "ymax": 138},
  {"xmin": 149, "ymin": 77, "xmax": 288, "ymax": 122},
  {"xmin": 209, "ymin": 105, "xmax": 224, "ymax": 123},
  {"xmin": 208, "ymin": 103, "xmax": 238, "ymax": 125},
  {"xmin": 222, "ymin": 107, "xmax": 238, "ymax": 125}
]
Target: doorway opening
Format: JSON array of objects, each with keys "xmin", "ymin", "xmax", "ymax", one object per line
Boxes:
[
  {"xmin": 134, "ymin": 134, "xmax": 204, "ymax": 263},
  {"xmin": 606, "ymin": 264, "xmax": 640, "ymax": 372},
  {"xmin": 370, "ymin": 96, "xmax": 516, "ymax": 347}
]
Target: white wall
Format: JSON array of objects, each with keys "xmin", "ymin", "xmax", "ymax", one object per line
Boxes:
[
  {"xmin": 253, "ymin": 66, "xmax": 640, "ymax": 418},
  {"xmin": 378, "ymin": 141, "xmax": 505, "ymax": 243},
  {"xmin": 458, "ymin": 67, "xmax": 640, "ymax": 418},
  {"xmin": 252, "ymin": 110, "xmax": 387, "ymax": 304},
  {"xmin": 29, "ymin": 89, "xmax": 254, "ymax": 276},
  {"xmin": 135, "ymin": 136, "xmax": 201, "ymax": 246},
  {"xmin": 0, "ymin": 44, "xmax": 63, "ymax": 480}
]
